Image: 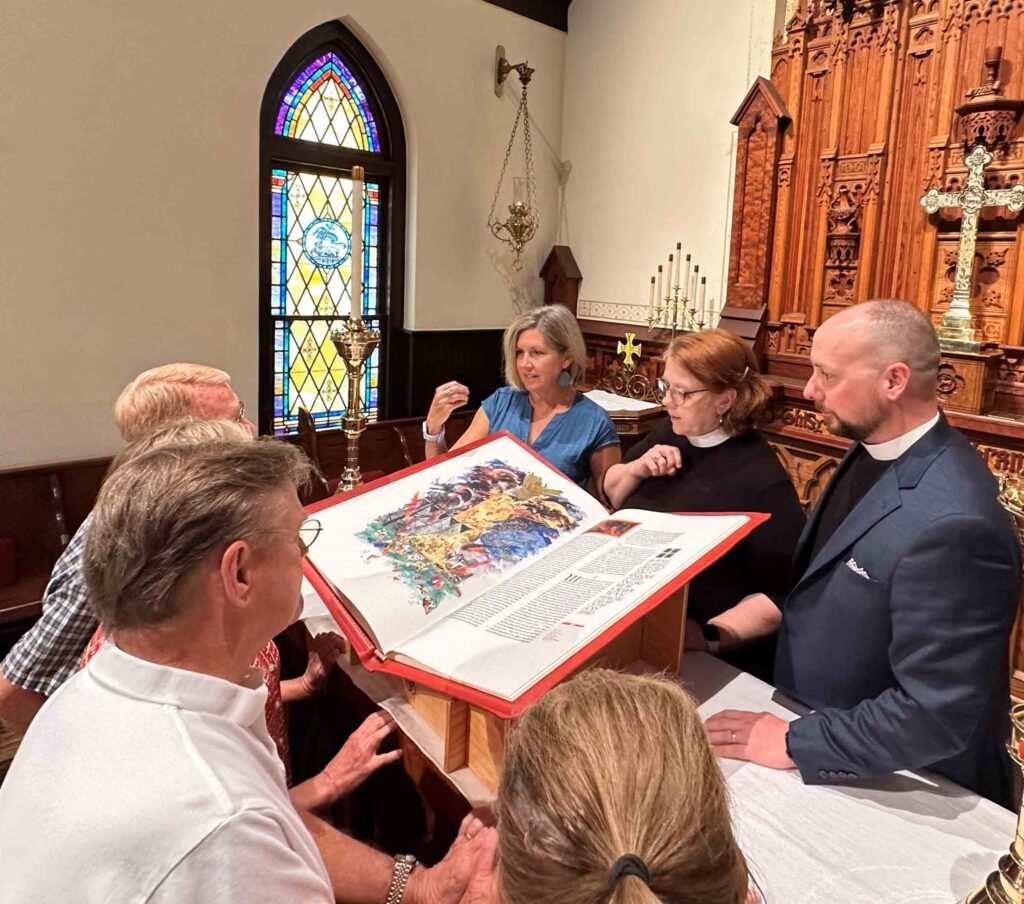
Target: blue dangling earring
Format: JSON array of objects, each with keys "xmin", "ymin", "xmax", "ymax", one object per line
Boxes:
[{"xmin": 558, "ymin": 368, "xmax": 572, "ymax": 388}]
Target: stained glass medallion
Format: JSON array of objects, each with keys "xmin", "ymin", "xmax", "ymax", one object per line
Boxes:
[
  {"xmin": 271, "ymin": 166, "xmax": 381, "ymax": 434},
  {"xmin": 275, "ymin": 52, "xmax": 381, "ymax": 151}
]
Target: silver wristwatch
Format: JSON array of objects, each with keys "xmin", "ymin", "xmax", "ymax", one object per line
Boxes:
[
  {"xmin": 386, "ymin": 853, "xmax": 417, "ymax": 904},
  {"xmin": 421, "ymin": 420, "xmax": 444, "ymax": 443}
]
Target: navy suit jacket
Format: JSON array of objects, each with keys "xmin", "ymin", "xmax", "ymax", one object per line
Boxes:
[{"xmin": 774, "ymin": 416, "xmax": 1021, "ymax": 806}]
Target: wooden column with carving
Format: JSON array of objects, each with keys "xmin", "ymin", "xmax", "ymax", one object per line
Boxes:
[
  {"xmin": 540, "ymin": 245, "xmax": 583, "ymax": 315},
  {"xmin": 728, "ymin": 77, "xmax": 791, "ymax": 310}
]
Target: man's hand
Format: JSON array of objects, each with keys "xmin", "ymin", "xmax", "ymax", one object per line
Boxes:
[
  {"xmin": 321, "ymin": 711, "xmax": 402, "ymax": 800},
  {"xmin": 684, "ymin": 618, "xmax": 708, "ymax": 651},
  {"xmin": 297, "ymin": 632, "xmax": 345, "ymax": 697},
  {"xmin": 455, "ymin": 826, "xmax": 499, "ymax": 904},
  {"xmin": 704, "ymin": 709, "xmax": 797, "ymax": 770},
  {"xmin": 406, "ymin": 812, "xmax": 498, "ymax": 904}
]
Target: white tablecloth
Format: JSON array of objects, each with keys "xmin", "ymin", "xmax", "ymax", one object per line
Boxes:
[
  {"xmin": 686, "ymin": 652, "xmax": 1016, "ymax": 904},
  {"xmin": 302, "ymin": 582, "xmax": 1017, "ymax": 903}
]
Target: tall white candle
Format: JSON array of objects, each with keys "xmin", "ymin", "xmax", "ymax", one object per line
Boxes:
[
  {"xmin": 675, "ymin": 242, "xmax": 682, "ymax": 290},
  {"xmin": 691, "ymin": 265, "xmax": 699, "ymax": 308},
  {"xmin": 350, "ymin": 165, "xmax": 364, "ymax": 321},
  {"xmin": 668, "ymin": 254, "xmax": 674, "ymax": 294},
  {"xmin": 648, "ymin": 275, "xmax": 655, "ymax": 319},
  {"xmin": 699, "ymin": 276, "xmax": 707, "ymax": 325},
  {"xmin": 655, "ymin": 265, "xmax": 663, "ymax": 316},
  {"xmin": 683, "ymin": 255, "xmax": 692, "ymax": 300}
]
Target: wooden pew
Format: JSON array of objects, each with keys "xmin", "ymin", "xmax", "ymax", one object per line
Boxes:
[{"xmin": 0, "ymin": 458, "xmax": 109, "ymax": 650}]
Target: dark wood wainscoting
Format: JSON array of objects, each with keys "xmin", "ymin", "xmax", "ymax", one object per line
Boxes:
[
  {"xmin": 0, "ymin": 458, "xmax": 110, "ymax": 646},
  {"xmin": 389, "ymin": 329, "xmax": 504, "ymax": 420}
]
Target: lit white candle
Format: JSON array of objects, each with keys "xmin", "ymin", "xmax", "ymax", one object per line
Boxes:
[
  {"xmin": 350, "ymin": 165, "xmax": 364, "ymax": 321},
  {"xmin": 648, "ymin": 275, "xmax": 655, "ymax": 319}
]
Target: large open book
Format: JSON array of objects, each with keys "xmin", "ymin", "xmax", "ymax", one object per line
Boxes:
[{"xmin": 304, "ymin": 432, "xmax": 765, "ymax": 717}]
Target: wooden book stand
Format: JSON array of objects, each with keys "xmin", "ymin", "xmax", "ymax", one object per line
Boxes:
[{"xmin": 395, "ymin": 587, "xmax": 688, "ymax": 792}]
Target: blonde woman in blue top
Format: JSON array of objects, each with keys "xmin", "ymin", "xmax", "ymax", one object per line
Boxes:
[{"xmin": 423, "ymin": 305, "xmax": 621, "ymax": 494}]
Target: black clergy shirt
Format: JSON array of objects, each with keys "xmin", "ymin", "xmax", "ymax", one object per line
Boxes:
[
  {"xmin": 803, "ymin": 445, "xmax": 893, "ymax": 570},
  {"xmin": 620, "ymin": 422, "xmax": 806, "ymax": 680}
]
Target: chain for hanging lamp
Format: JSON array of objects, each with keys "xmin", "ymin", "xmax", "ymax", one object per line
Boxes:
[{"xmin": 487, "ymin": 54, "xmax": 538, "ymax": 271}]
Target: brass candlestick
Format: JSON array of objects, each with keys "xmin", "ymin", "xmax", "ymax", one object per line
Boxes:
[
  {"xmin": 959, "ymin": 702, "xmax": 1024, "ymax": 903},
  {"xmin": 963, "ymin": 480, "xmax": 1024, "ymax": 902},
  {"xmin": 330, "ymin": 317, "xmax": 379, "ymax": 493}
]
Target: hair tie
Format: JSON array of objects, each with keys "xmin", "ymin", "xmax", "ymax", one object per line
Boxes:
[{"xmin": 607, "ymin": 854, "xmax": 650, "ymax": 890}]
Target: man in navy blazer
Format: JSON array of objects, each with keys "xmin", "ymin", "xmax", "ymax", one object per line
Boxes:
[{"xmin": 704, "ymin": 300, "xmax": 1020, "ymax": 807}]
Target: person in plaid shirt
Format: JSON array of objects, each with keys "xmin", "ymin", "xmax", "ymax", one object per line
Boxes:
[{"xmin": 0, "ymin": 363, "xmax": 255, "ymax": 734}]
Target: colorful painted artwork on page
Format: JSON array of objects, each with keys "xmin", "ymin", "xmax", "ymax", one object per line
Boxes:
[{"xmin": 358, "ymin": 460, "xmax": 586, "ymax": 612}]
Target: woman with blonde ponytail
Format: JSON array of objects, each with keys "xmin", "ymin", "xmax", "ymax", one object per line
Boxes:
[
  {"xmin": 602, "ymin": 329, "xmax": 805, "ymax": 681},
  {"xmin": 496, "ymin": 669, "xmax": 752, "ymax": 904}
]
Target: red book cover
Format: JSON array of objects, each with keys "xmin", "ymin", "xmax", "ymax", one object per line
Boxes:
[{"xmin": 304, "ymin": 432, "xmax": 767, "ymax": 719}]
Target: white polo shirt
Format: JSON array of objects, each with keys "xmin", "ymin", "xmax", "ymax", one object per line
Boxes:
[{"xmin": 0, "ymin": 642, "xmax": 333, "ymax": 903}]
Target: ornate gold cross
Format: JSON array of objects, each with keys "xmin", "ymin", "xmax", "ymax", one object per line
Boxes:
[
  {"xmin": 920, "ymin": 144, "xmax": 1024, "ymax": 352},
  {"xmin": 616, "ymin": 332, "xmax": 642, "ymax": 371}
]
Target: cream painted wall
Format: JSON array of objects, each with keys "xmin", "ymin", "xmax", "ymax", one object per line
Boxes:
[
  {"xmin": 561, "ymin": 0, "xmax": 781, "ymax": 320},
  {"xmin": 0, "ymin": 0, "xmax": 565, "ymax": 468}
]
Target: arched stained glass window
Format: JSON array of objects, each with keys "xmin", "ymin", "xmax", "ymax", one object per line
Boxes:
[
  {"xmin": 275, "ymin": 52, "xmax": 381, "ymax": 150},
  {"xmin": 260, "ymin": 23, "xmax": 405, "ymax": 436}
]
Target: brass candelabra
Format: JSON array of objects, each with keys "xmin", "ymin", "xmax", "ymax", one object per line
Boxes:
[
  {"xmin": 646, "ymin": 284, "xmax": 704, "ymax": 341},
  {"xmin": 329, "ymin": 317, "xmax": 379, "ymax": 493}
]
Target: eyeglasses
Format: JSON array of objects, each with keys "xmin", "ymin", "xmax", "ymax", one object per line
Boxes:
[
  {"xmin": 236, "ymin": 400, "xmax": 246, "ymax": 424},
  {"xmin": 296, "ymin": 518, "xmax": 322, "ymax": 555},
  {"xmin": 655, "ymin": 378, "xmax": 710, "ymax": 406},
  {"xmin": 258, "ymin": 517, "xmax": 323, "ymax": 556}
]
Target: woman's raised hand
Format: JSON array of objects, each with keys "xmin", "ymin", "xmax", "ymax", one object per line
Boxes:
[
  {"xmin": 628, "ymin": 444, "xmax": 682, "ymax": 480},
  {"xmin": 427, "ymin": 381, "xmax": 470, "ymax": 434}
]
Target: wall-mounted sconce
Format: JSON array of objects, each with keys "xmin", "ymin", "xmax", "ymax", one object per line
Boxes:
[{"xmin": 487, "ymin": 46, "xmax": 538, "ymax": 270}]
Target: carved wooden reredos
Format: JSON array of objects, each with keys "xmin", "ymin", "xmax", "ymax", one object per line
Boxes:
[{"xmin": 728, "ymin": 0, "xmax": 1024, "ymax": 406}]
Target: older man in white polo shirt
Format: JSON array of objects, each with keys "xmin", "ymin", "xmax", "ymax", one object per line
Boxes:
[{"xmin": 0, "ymin": 438, "xmax": 493, "ymax": 903}]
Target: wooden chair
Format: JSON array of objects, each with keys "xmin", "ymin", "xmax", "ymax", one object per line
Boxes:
[{"xmin": 296, "ymin": 408, "xmax": 335, "ymax": 504}]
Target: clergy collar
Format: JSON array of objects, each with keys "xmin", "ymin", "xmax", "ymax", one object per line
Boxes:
[
  {"xmin": 687, "ymin": 426, "xmax": 734, "ymax": 448},
  {"xmin": 87, "ymin": 641, "xmax": 268, "ymax": 727},
  {"xmin": 861, "ymin": 412, "xmax": 940, "ymax": 461}
]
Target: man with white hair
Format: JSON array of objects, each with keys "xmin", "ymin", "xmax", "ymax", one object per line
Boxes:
[
  {"xmin": 703, "ymin": 300, "xmax": 1021, "ymax": 806},
  {"xmin": 0, "ymin": 439, "xmax": 493, "ymax": 903},
  {"xmin": 0, "ymin": 363, "xmax": 254, "ymax": 733}
]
